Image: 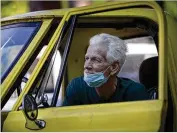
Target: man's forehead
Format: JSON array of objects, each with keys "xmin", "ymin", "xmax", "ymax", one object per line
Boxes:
[
  {"xmin": 87, "ymin": 45, "xmax": 107, "ymax": 51},
  {"xmin": 86, "ymin": 45, "xmax": 107, "ymax": 57}
]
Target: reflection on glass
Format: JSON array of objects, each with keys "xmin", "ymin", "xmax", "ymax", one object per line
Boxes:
[{"xmin": 1, "ymin": 23, "xmax": 38, "ymax": 78}]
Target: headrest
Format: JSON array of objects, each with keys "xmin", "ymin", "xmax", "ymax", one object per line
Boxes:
[{"xmin": 139, "ymin": 56, "xmax": 158, "ymax": 89}]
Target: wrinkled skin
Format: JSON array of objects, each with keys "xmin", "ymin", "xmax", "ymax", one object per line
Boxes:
[
  {"xmin": 84, "ymin": 45, "xmax": 110, "ymax": 74},
  {"xmin": 84, "ymin": 45, "xmax": 119, "ymax": 77},
  {"xmin": 84, "ymin": 44, "xmax": 120, "ymax": 99}
]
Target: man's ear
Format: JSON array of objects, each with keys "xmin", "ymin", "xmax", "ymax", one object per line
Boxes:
[{"xmin": 110, "ymin": 62, "xmax": 120, "ymax": 75}]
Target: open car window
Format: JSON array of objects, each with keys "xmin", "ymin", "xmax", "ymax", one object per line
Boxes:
[
  {"xmin": 119, "ymin": 36, "xmax": 158, "ymax": 82},
  {"xmin": 60, "ymin": 16, "xmax": 159, "ymax": 105}
]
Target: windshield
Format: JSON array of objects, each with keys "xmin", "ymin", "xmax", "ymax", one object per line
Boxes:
[{"xmin": 1, "ymin": 22, "xmax": 41, "ymax": 81}]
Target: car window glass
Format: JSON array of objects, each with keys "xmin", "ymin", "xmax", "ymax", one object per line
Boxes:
[{"xmin": 1, "ymin": 22, "xmax": 41, "ymax": 80}]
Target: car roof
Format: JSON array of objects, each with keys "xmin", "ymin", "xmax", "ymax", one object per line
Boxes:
[
  {"xmin": 1, "ymin": 1, "xmax": 155, "ymax": 22},
  {"xmin": 1, "ymin": 8, "xmax": 72, "ymax": 21},
  {"xmin": 1, "ymin": 2, "xmax": 109, "ymax": 22}
]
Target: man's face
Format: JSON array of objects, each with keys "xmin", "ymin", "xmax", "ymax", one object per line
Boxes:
[{"xmin": 84, "ymin": 45, "xmax": 110, "ymax": 75}]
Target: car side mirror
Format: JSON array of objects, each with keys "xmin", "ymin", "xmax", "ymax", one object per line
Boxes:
[{"xmin": 22, "ymin": 94, "xmax": 46, "ymax": 130}]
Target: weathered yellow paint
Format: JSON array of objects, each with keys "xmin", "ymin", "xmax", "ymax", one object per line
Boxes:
[
  {"xmin": 92, "ymin": 1, "xmax": 109, "ymax": 5},
  {"xmin": 166, "ymin": 13, "xmax": 177, "ymax": 131},
  {"xmin": 1, "ymin": 9, "xmax": 67, "ymax": 22},
  {"xmin": 4, "ymin": 100, "xmax": 163, "ymax": 132},
  {"xmin": 1, "ymin": 18, "xmax": 50, "ymax": 27},
  {"xmin": 81, "ymin": 8, "xmax": 158, "ymax": 21},
  {"xmin": 164, "ymin": 1, "xmax": 177, "ymax": 20},
  {"xmin": 1, "ymin": 19, "xmax": 53, "ymax": 103}
]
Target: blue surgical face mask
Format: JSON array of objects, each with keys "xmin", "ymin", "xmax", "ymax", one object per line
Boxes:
[{"xmin": 84, "ymin": 66, "xmax": 111, "ymax": 88}]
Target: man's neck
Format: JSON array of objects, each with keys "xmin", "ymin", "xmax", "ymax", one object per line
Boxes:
[{"xmin": 95, "ymin": 76, "xmax": 118, "ymax": 99}]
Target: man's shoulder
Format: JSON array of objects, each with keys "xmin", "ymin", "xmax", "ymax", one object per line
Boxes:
[
  {"xmin": 70, "ymin": 76, "xmax": 84, "ymax": 83},
  {"xmin": 69, "ymin": 76, "xmax": 87, "ymax": 87},
  {"xmin": 66, "ymin": 76, "xmax": 86, "ymax": 93},
  {"xmin": 119, "ymin": 77, "xmax": 149, "ymax": 100},
  {"xmin": 119, "ymin": 77, "xmax": 145, "ymax": 91}
]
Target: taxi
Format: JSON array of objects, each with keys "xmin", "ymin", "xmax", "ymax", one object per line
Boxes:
[{"xmin": 1, "ymin": 1, "xmax": 177, "ymax": 131}]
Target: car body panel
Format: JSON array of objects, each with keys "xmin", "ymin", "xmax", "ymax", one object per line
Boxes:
[
  {"xmin": 1, "ymin": 1, "xmax": 176, "ymax": 132},
  {"xmin": 4, "ymin": 100, "xmax": 163, "ymax": 132}
]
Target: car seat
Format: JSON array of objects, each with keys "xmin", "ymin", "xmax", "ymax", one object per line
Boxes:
[{"xmin": 139, "ymin": 56, "xmax": 158, "ymax": 99}]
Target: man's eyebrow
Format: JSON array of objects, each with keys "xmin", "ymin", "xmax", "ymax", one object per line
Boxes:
[
  {"xmin": 94, "ymin": 55, "xmax": 104, "ymax": 61},
  {"xmin": 85, "ymin": 54, "xmax": 104, "ymax": 59}
]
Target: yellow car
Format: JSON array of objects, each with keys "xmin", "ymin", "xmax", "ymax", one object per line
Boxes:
[{"xmin": 1, "ymin": 1, "xmax": 177, "ymax": 131}]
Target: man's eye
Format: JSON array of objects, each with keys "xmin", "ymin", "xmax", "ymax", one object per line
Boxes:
[{"xmin": 96, "ymin": 59, "xmax": 101, "ymax": 63}]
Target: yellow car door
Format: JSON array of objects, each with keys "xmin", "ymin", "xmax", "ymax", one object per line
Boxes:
[
  {"xmin": 1, "ymin": 17, "xmax": 54, "ymax": 128},
  {"xmin": 2, "ymin": 1, "xmax": 171, "ymax": 131}
]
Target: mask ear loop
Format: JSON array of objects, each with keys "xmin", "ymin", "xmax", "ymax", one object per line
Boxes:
[
  {"xmin": 102, "ymin": 65, "xmax": 111, "ymax": 73},
  {"xmin": 112, "ymin": 62, "xmax": 121, "ymax": 76},
  {"xmin": 102, "ymin": 65, "xmax": 112, "ymax": 78},
  {"xmin": 105, "ymin": 62, "xmax": 120, "ymax": 76}
]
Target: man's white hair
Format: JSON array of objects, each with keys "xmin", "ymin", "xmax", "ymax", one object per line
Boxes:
[{"xmin": 89, "ymin": 33, "xmax": 127, "ymax": 69}]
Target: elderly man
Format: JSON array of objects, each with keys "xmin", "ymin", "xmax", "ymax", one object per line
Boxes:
[{"xmin": 62, "ymin": 33, "xmax": 149, "ymax": 106}]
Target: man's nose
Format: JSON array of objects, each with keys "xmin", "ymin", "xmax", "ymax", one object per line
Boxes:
[{"xmin": 84, "ymin": 60, "xmax": 92, "ymax": 70}]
